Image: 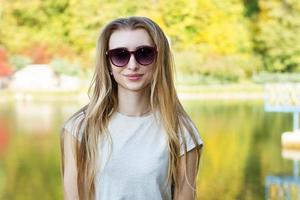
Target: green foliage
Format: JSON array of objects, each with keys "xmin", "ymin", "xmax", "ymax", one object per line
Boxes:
[
  {"xmin": 50, "ymin": 57, "xmax": 82, "ymax": 76},
  {"xmin": 174, "ymin": 51, "xmax": 262, "ymax": 83},
  {"xmin": 9, "ymin": 55, "xmax": 32, "ymax": 71},
  {"xmin": 252, "ymin": 72, "xmax": 300, "ymax": 83},
  {"xmin": 0, "ymin": 0, "xmax": 299, "ymax": 82},
  {"xmin": 254, "ymin": 0, "xmax": 300, "ymax": 72},
  {"xmin": 243, "ymin": 0, "xmax": 260, "ymax": 18}
]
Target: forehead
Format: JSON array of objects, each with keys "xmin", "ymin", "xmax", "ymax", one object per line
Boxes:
[{"xmin": 108, "ymin": 28, "xmax": 154, "ymax": 50}]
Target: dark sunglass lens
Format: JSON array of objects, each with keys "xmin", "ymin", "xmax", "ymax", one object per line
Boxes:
[
  {"xmin": 135, "ymin": 47, "xmax": 156, "ymax": 65},
  {"xmin": 109, "ymin": 48, "xmax": 130, "ymax": 67}
]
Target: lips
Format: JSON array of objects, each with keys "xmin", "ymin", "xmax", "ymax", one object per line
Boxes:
[
  {"xmin": 125, "ymin": 74, "xmax": 143, "ymax": 77},
  {"xmin": 124, "ymin": 73, "xmax": 143, "ymax": 81}
]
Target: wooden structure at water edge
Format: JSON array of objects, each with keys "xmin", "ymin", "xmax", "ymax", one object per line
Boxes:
[
  {"xmin": 265, "ymin": 83, "xmax": 300, "ymax": 149},
  {"xmin": 265, "ymin": 83, "xmax": 300, "ymax": 200}
]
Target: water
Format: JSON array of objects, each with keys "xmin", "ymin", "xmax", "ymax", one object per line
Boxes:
[{"xmin": 0, "ymin": 98, "xmax": 295, "ymax": 199}]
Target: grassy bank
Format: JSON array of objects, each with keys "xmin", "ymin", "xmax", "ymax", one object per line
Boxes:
[
  {"xmin": 0, "ymin": 88, "xmax": 88, "ymax": 102},
  {"xmin": 176, "ymin": 83, "xmax": 263, "ymax": 94},
  {"xmin": 0, "ymin": 83, "xmax": 265, "ymax": 102}
]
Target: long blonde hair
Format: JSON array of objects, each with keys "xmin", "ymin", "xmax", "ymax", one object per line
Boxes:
[{"xmin": 60, "ymin": 16, "xmax": 202, "ymax": 199}]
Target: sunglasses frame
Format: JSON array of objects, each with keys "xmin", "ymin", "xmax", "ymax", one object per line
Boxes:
[{"xmin": 106, "ymin": 45, "xmax": 157, "ymax": 67}]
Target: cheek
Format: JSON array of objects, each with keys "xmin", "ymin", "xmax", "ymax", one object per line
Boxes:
[
  {"xmin": 142, "ymin": 67, "xmax": 154, "ymax": 84},
  {"xmin": 111, "ymin": 66, "xmax": 123, "ymax": 74},
  {"xmin": 145, "ymin": 65, "xmax": 155, "ymax": 77},
  {"xmin": 144, "ymin": 63, "xmax": 155, "ymax": 73}
]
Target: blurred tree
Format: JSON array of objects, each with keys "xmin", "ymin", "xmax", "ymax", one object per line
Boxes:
[
  {"xmin": 254, "ymin": 0, "xmax": 300, "ymax": 72},
  {"xmin": 0, "ymin": 48, "xmax": 12, "ymax": 76},
  {"xmin": 9, "ymin": 55, "xmax": 32, "ymax": 71},
  {"xmin": 163, "ymin": 0, "xmax": 258, "ymax": 81},
  {"xmin": 243, "ymin": 0, "xmax": 260, "ymax": 18},
  {"xmin": 1, "ymin": 0, "xmax": 299, "ymax": 81}
]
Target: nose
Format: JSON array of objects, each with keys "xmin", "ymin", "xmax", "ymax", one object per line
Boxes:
[{"xmin": 127, "ymin": 54, "xmax": 139, "ymax": 70}]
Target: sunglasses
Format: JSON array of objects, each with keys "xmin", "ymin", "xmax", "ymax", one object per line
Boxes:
[{"xmin": 106, "ymin": 46, "xmax": 157, "ymax": 67}]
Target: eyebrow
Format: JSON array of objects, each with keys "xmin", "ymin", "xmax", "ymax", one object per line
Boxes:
[{"xmin": 109, "ymin": 45, "xmax": 154, "ymax": 50}]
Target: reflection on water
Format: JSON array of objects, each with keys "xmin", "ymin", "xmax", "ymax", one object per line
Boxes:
[
  {"xmin": 15, "ymin": 101, "xmax": 54, "ymax": 132},
  {"xmin": 265, "ymin": 149, "xmax": 300, "ymax": 200},
  {"xmin": 0, "ymin": 99, "xmax": 86, "ymax": 200},
  {"xmin": 184, "ymin": 100, "xmax": 292, "ymax": 200},
  {"xmin": 15, "ymin": 100, "xmax": 84, "ymax": 133},
  {"xmin": 0, "ymin": 99, "xmax": 293, "ymax": 199}
]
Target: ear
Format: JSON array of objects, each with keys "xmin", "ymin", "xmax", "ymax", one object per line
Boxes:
[{"xmin": 108, "ymin": 69, "xmax": 113, "ymax": 75}]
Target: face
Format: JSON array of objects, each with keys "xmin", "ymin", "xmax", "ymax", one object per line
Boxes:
[{"xmin": 108, "ymin": 28, "xmax": 155, "ymax": 93}]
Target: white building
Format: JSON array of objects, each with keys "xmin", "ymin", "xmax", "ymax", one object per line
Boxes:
[{"xmin": 10, "ymin": 64, "xmax": 81, "ymax": 91}]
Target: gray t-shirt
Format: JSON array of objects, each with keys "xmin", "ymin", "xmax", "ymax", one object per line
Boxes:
[{"xmin": 63, "ymin": 110, "xmax": 203, "ymax": 200}]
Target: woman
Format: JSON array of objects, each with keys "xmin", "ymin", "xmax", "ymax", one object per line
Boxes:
[{"xmin": 61, "ymin": 16, "xmax": 203, "ymax": 200}]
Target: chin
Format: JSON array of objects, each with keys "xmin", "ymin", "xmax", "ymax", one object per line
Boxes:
[{"xmin": 120, "ymin": 83, "xmax": 151, "ymax": 92}]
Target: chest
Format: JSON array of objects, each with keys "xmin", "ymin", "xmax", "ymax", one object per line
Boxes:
[{"xmin": 97, "ymin": 118, "xmax": 169, "ymax": 183}]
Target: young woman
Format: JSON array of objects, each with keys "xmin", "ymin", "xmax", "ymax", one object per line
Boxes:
[{"xmin": 61, "ymin": 16, "xmax": 203, "ymax": 200}]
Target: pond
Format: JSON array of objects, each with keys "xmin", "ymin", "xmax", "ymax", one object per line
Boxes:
[{"xmin": 0, "ymin": 98, "xmax": 295, "ymax": 199}]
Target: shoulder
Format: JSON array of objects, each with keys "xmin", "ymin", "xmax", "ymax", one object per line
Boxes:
[
  {"xmin": 62, "ymin": 109, "xmax": 86, "ymax": 141},
  {"xmin": 179, "ymin": 116, "xmax": 203, "ymax": 156},
  {"xmin": 179, "ymin": 116, "xmax": 199, "ymax": 137}
]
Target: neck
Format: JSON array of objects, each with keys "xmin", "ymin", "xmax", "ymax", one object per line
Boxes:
[{"xmin": 117, "ymin": 87, "xmax": 151, "ymax": 117}]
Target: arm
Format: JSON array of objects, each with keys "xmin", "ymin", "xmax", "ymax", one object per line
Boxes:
[
  {"xmin": 174, "ymin": 146, "xmax": 203, "ymax": 200},
  {"xmin": 62, "ymin": 130, "xmax": 80, "ymax": 200}
]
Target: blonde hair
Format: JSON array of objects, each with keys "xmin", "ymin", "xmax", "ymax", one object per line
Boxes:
[{"xmin": 60, "ymin": 16, "xmax": 202, "ymax": 199}]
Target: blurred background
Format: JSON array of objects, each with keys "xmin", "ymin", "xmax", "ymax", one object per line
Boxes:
[{"xmin": 1, "ymin": 0, "xmax": 300, "ymax": 199}]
